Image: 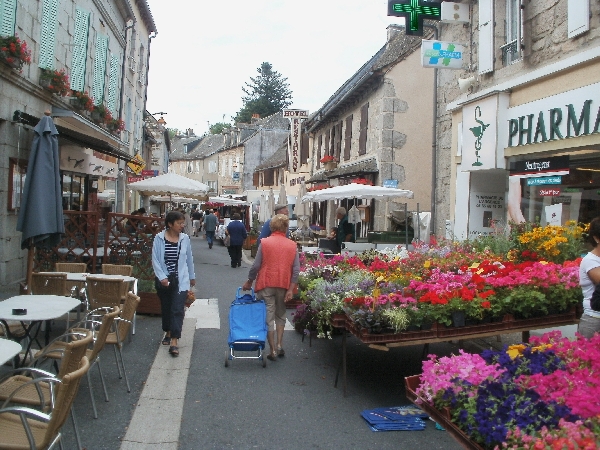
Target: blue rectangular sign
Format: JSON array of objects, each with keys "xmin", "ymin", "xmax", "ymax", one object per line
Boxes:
[
  {"xmin": 383, "ymin": 179, "xmax": 398, "ymax": 188},
  {"xmin": 526, "ymin": 176, "xmax": 562, "ymax": 186}
]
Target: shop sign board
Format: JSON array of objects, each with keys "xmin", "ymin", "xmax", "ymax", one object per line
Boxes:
[
  {"xmin": 538, "ymin": 187, "xmax": 561, "ymax": 197},
  {"xmin": 128, "ymin": 177, "xmax": 143, "ymax": 183},
  {"xmin": 527, "ymin": 176, "xmax": 562, "ymax": 186},
  {"xmin": 462, "ymin": 96, "xmax": 499, "ymax": 170},
  {"xmin": 127, "ymin": 154, "xmax": 146, "ymax": 175},
  {"xmin": 509, "ymin": 155, "xmax": 569, "ymax": 178},
  {"xmin": 505, "ymin": 82, "xmax": 600, "ymax": 148},
  {"xmin": 283, "ymin": 109, "xmax": 308, "ymax": 174},
  {"xmin": 142, "ymin": 170, "xmax": 157, "ymax": 177},
  {"xmin": 468, "ymin": 192, "xmax": 505, "ymax": 237},
  {"xmin": 383, "ymin": 179, "xmax": 399, "ymax": 188},
  {"xmin": 421, "ymin": 40, "xmax": 464, "ymax": 69}
]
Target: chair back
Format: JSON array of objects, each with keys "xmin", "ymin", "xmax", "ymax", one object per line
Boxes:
[
  {"xmin": 31, "ymin": 272, "xmax": 69, "ymax": 296},
  {"xmin": 43, "ymin": 356, "xmax": 90, "ymax": 448},
  {"xmin": 86, "ymin": 277, "xmax": 124, "ymax": 308},
  {"xmin": 116, "ymin": 293, "xmax": 140, "ymax": 342},
  {"xmin": 87, "ymin": 307, "xmax": 119, "ymax": 363},
  {"xmin": 34, "ymin": 330, "xmax": 93, "ymax": 378},
  {"xmin": 55, "ymin": 262, "xmax": 87, "ymax": 273},
  {"xmin": 101, "ymin": 264, "xmax": 133, "ymax": 276}
]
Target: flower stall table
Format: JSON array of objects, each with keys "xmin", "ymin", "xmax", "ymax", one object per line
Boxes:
[{"xmin": 334, "ymin": 307, "xmax": 581, "ymax": 397}]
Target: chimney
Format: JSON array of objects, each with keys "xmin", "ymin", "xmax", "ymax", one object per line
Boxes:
[
  {"xmin": 251, "ymin": 113, "xmax": 260, "ymax": 124},
  {"xmin": 387, "ymin": 24, "xmax": 403, "ymax": 42},
  {"xmin": 186, "ymin": 128, "xmax": 194, "ymax": 137}
]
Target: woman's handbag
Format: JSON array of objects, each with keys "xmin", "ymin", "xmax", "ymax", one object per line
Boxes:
[
  {"xmin": 224, "ymin": 235, "xmax": 231, "ymax": 247},
  {"xmin": 185, "ymin": 287, "xmax": 196, "ymax": 307}
]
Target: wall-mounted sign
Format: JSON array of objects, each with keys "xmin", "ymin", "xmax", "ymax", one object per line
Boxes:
[
  {"xmin": 461, "ymin": 96, "xmax": 498, "ymax": 170},
  {"xmin": 468, "ymin": 192, "xmax": 505, "ymax": 237},
  {"xmin": 232, "ymin": 172, "xmax": 240, "ymax": 181},
  {"xmin": 128, "ymin": 177, "xmax": 143, "ymax": 183},
  {"xmin": 283, "ymin": 109, "xmax": 308, "ymax": 173},
  {"xmin": 538, "ymin": 187, "xmax": 561, "ymax": 197},
  {"xmin": 421, "ymin": 40, "xmax": 464, "ymax": 69},
  {"xmin": 509, "ymin": 156, "xmax": 569, "ymax": 177},
  {"xmin": 283, "ymin": 109, "xmax": 309, "ymax": 118},
  {"xmin": 383, "ymin": 179, "xmax": 399, "ymax": 188},
  {"xmin": 505, "ymin": 82, "xmax": 600, "ymax": 148},
  {"xmin": 127, "ymin": 154, "xmax": 146, "ymax": 176},
  {"xmin": 141, "ymin": 170, "xmax": 158, "ymax": 177},
  {"xmin": 388, "ymin": 0, "xmax": 441, "ymax": 36},
  {"xmin": 527, "ymin": 176, "xmax": 562, "ymax": 186}
]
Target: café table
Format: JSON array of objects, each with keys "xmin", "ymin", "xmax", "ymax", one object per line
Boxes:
[
  {"xmin": 0, "ymin": 337, "xmax": 22, "ymax": 366},
  {"xmin": 0, "ymin": 295, "xmax": 81, "ymax": 367}
]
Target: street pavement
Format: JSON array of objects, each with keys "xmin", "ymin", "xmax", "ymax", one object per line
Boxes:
[{"xmin": 2, "ymin": 235, "xmax": 574, "ymax": 449}]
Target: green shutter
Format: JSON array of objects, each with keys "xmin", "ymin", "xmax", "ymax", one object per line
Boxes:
[
  {"xmin": 92, "ymin": 35, "xmax": 108, "ymax": 104},
  {"xmin": 70, "ymin": 8, "xmax": 90, "ymax": 92},
  {"xmin": 107, "ymin": 54, "xmax": 119, "ymax": 115},
  {"xmin": 39, "ymin": 0, "xmax": 59, "ymax": 69},
  {"xmin": 0, "ymin": 0, "xmax": 17, "ymax": 37}
]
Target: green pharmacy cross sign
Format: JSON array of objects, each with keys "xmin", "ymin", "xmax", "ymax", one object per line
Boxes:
[{"xmin": 387, "ymin": 0, "xmax": 442, "ymax": 36}]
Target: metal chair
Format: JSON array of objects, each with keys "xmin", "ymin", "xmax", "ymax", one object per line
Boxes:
[
  {"xmin": 0, "ymin": 330, "xmax": 93, "ymax": 449},
  {"xmin": 0, "ymin": 356, "xmax": 90, "ymax": 450},
  {"xmin": 104, "ymin": 293, "xmax": 140, "ymax": 393}
]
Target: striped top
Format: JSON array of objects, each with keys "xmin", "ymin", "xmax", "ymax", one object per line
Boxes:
[{"xmin": 164, "ymin": 240, "xmax": 179, "ymax": 275}]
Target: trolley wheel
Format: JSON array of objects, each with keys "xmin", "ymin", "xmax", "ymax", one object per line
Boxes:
[{"xmin": 225, "ymin": 350, "xmax": 229, "ymax": 367}]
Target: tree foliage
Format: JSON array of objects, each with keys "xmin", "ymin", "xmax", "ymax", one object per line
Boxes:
[
  {"xmin": 234, "ymin": 62, "xmax": 293, "ymax": 124},
  {"xmin": 167, "ymin": 128, "xmax": 179, "ymax": 139},
  {"xmin": 209, "ymin": 122, "xmax": 230, "ymax": 135}
]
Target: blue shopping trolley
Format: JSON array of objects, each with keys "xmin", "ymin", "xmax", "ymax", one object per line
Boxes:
[{"xmin": 225, "ymin": 288, "xmax": 267, "ymax": 368}]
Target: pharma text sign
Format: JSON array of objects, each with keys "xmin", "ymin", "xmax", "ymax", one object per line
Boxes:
[{"xmin": 421, "ymin": 40, "xmax": 464, "ymax": 69}]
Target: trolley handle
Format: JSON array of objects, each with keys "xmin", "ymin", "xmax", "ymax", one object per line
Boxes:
[{"xmin": 235, "ymin": 287, "xmax": 257, "ymax": 303}]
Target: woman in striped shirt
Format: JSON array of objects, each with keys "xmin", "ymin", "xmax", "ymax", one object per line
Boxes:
[{"xmin": 152, "ymin": 210, "xmax": 196, "ymax": 357}]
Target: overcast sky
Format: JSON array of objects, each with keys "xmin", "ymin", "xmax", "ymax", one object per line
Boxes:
[{"xmin": 144, "ymin": 0, "xmax": 405, "ymax": 134}]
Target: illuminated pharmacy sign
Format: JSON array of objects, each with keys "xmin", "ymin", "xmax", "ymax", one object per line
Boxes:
[
  {"xmin": 506, "ymin": 82, "xmax": 600, "ymax": 148},
  {"xmin": 387, "ymin": 0, "xmax": 441, "ymax": 36}
]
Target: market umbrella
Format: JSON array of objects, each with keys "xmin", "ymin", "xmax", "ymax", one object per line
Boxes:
[
  {"xmin": 128, "ymin": 172, "xmax": 209, "ymax": 201},
  {"xmin": 16, "ymin": 112, "xmax": 64, "ymax": 291},
  {"xmin": 301, "ymin": 183, "xmax": 414, "ymax": 203},
  {"xmin": 266, "ymin": 187, "xmax": 275, "ymax": 219},
  {"xmin": 278, "ymin": 179, "xmax": 288, "ymax": 208}
]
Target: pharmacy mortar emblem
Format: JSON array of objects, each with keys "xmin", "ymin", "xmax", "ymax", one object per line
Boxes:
[{"xmin": 469, "ymin": 106, "xmax": 489, "ymax": 166}]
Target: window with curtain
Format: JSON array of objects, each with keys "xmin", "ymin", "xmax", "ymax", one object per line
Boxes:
[
  {"xmin": 8, "ymin": 158, "xmax": 26, "ymax": 211},
  {"xmin": 502, "ymin": 0, "xmax": 522, "ymax": 66}
]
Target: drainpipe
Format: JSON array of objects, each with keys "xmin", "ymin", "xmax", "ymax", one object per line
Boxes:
[
  {"xmin": 143, "ymin": 31, "xmax": 157, "ymax": 114},
  {"xmin": 423, "ymin": 23, "xmax": 439, "ymax": 236}
]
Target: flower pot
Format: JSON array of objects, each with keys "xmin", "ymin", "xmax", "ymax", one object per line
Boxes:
[
  {"xmin": 323, "ymin": 161, "xmax": 337, "ymax": 171},
  {"xmin": 1, "ymin": 52, "xmax": 22, "ymax": 69},
  {"xmin": 90, "ymin": 111, "xmax": 103, "ymax": 123},
  {"xmin": 39, "ymin": 77, "xmax": 53, "ymax": 89},
  {"xmin": 451, "ymin": 311, "xmax": 466, "ymax": 327}
]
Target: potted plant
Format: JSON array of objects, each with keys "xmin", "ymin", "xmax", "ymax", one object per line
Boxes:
[
  {"xmin": 91, "ymin": 103, "xmax": 110, "ymax": 125},
  {"xmin": 320, "ymin": 155, "xmax": 337, "ymax": 171},
  {"xmin": 0, "ymin": 35, "xmax": 31, "ymax": 71},
  {"xmin": 70, "ymin": 90, "xmax": 94, "ymax": 112},
  {"xmin": 106, "ymin": 117, "xmax": 125, "ymax": 134},
  {"xmin": 39, "ymin": 68, "xmax": 70, "ymax": 96}
]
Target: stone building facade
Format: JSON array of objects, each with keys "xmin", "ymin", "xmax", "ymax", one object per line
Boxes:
[
  {"xmin": 434, "ymin": 0, "xmax": 600, "ymax": 238},
  {"xmin": 0, "ymin": 0, "xmax": 155, "ymax": 288}
]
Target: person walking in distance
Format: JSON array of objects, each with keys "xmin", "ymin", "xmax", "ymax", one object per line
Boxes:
[
  {"xmin": 226, "ymin": 213, "xmax": 247, "ymax": 268},
  {"xmin": 203, "ymin": 209, "xmax": 218, "ymax": 249},
  {"xmin": 152, "ymin": 210, "xmax": 196, "ymax": 357},
  {"xmin": 242, "ymin": 214, "xmax": 299, "ymax": 361},
  {"xmin": 191, "ymin": 208, "xmax": 203, "ymax": 237}
]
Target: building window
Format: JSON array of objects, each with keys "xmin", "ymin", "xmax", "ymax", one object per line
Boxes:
[
  {"xmin": 502, "ymin": 0, "xmax": 522, "ymax": 66},
  {"xmin": 183, "ymin": 144, "xmax": 188, "ymax": 154},
  {"xmin": 8, "ymin": 158, "xmax": 27, "ymax": 211},
  {"xmin": 207, "ymin": 180, "xmax": 217, "ymax": 192},
  {"xmin": 208, "ymin": 161, "xmax": 217, "ymax": 173}
]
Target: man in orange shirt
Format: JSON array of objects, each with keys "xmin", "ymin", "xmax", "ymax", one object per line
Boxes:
[{"xmin": 242, "ymin": 214, "xmax": 299, "ymax": 361}]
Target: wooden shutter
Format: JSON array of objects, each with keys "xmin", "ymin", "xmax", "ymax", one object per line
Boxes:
[
  {"xmin": 253, "ymin": 172, "xmax": 259, "ymax": 187},
  {"xmin": 70, "ymin": 8, "xmax": 90, "ymax": 92},
  {"xmin": 92, "ymin": 35, "xmax": 109, "ymax": 104},
  {"xmin": 264, "ymin": 169, "xmax": 274, "ymax": 186},
  {"xmin": 39, "ymin": 0, "xmax": 58, "ymax": 69},
  {"xmin": 344, "ymin": 114, "xmax": 353, "ymax": 160},
  {"xmin": 107, "ymin": 54, "xmax": 120, "ymax": 115},
  {"xmin": 334, "ymin": 121, "xmax": 342, "ymax": 161},
  {"xmin": 0, "ymin": 0, "xmax": 16, "ymax": 37},
  {"xmin": 300, "ymin": 131, "xmax": 309, "ymax": 166},
  {"xmin": 325, "ymin": 129, "xmax": 330, "ymax": 157},
  {"xmin": 359, "ymin": 103, "xmax": 369, "ymax": 155},
  {"xmin": 317, "ymin": 135, "xmax": 322, "ymax": 169},
  {"xmin": 478, "ymin": 0, "xmax": 494, "ymax": 74},
  {"xmin": 568, "ymin": 0, "xmax": 589, "ymax": 38}
]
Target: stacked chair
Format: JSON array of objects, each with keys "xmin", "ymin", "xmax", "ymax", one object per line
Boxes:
[
  {"xmin": 101, "ymin": 264, "xmax": 137, "ymax": 336},
  {"xmin": 55, "ymin": 262, "xmax": 88, "ymax": 304},
  {"xmin": 31, "ymin": 272, "xmax": 77, "ymax": 332},
  {"xmin": 0, "ymin": 329, "xmax": 93, "ymax": 448}
]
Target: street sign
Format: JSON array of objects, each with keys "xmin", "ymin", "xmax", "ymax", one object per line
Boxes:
[
  {"xmin": 383, "ymin": 179, "xmax": 399, "ymax": 188},
  {"xmin": 388, "ymin": 0, "xmax": 442, "ymax": 36},
  {"xmin": 127, "ymin": 154, "xmax": 146, "ymax": 176}
]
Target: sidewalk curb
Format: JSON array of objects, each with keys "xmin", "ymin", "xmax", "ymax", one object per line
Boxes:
[{"xmin": 120, "ymin": 317, "xmax": 195, "ymax": 449}]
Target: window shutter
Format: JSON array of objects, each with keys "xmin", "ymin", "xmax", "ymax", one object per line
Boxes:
[
  {"xmin": 0, "ymin": 0, "xmax": 16, "ymax": 37},
  {"xmin": 325, "ymin": 129, "xmax": 330, "ymax": 157},
  {"xmin": 478, "ymin": 0, "xmax": 494, "ymax": 74},
  {"xmin": 106, "ymin": 54, "xmax": 120, "ymax": 115},
  {"xmin": 317, "ymin": 135, "xmax": 322, "ymax": 169},
  {"xmin": 70, "ymin": 9, "xmax": 90, "ymax": 92},
  {"xmin": 359, "ymin": 103, "xmax": 369, "ymax": 155},
  {"xmin": 253, "ymin": 172, "xmax": 259, "ymax": 187},
  {"xmin": 333, "ymin": 122, "xmax": 342, "ymax": 161},
  {"xmin": 344, "ymin": 114, "xmax": 353, "ymax": 160},
  {"xmin": 92, "ymin": 35, "xmax": 108, "ymax": 105},
  {"xmin": 568, "ymin": 0, "xmax": 589, "ymax": 38},
  {"xmin": 39, "ymin": 0, "xmax": 58, "ymax": 69}
]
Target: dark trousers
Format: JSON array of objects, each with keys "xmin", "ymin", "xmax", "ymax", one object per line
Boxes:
[
  {"xmin": 156, "ymin": 278, "xmax": 187, "ymax": 339},
  {"xmin": 229, "ymin": 245, "xmax": 242, "ymax": 266}
]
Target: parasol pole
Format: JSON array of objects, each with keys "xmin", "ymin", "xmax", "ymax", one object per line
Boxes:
[{"xmin": 25, "ymin": 238, "xmax": 34, "ymax": 294}]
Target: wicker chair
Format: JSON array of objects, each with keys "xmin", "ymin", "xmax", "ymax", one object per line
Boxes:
[
  {"xmin": 0, "ymin": 356, "xmax": 90, "ymax": 450},
  {"xmin": 55, "ymin": 262, "xmax": 87, "ymax": 273},
  {"xmin": 0, "ymin": 330, "xmax": 93, "ymax": 449},
  {"xmin": 85, "ymin": 277, "xmax": 125, "ymax": 310},
  {"xmin": 105, "ymin": 293, "xmax": 140, "ymax": 393},
  {"xmin": 31, "ymin": 272, "xmax": 76, "ymax": 331},
  {"xmin": 101, "ymin": 264, "xmax": 133, "ymax": 303}
]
